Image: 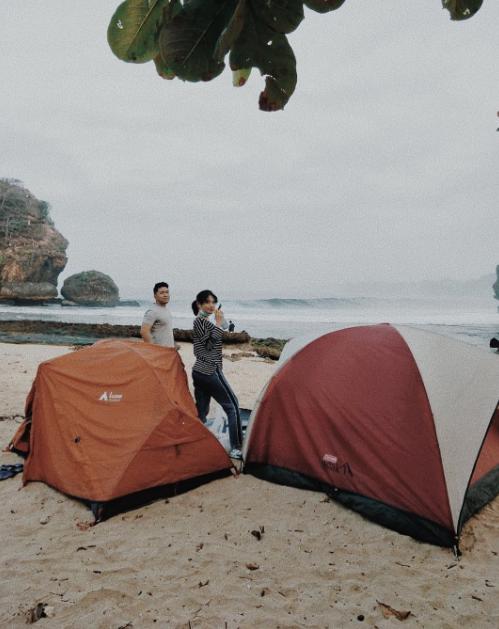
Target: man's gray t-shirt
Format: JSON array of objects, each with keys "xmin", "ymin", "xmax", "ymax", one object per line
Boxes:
[{"xmin": 142, "ymin": 303, "xmax": 174, "ymax": 347}]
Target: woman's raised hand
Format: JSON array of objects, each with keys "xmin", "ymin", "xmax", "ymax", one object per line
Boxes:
[{"xmin": 215, "ymin": 308, "xmax": 224, "ymax": 326}]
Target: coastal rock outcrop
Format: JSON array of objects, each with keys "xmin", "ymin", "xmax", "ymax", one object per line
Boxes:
[
  {"xmin": 0, "ymin": 282, "xmax": 59, "ymax": 301},
  {"xmin": 493, "ymin": 265, "xmax": 499, "ymax": 300},
  {"xmin": 0, "ymin": 320, "xmax": 256, "ymax": 349},
  {"xmin": 61, "ymin": 270, "xmax": 120, "ymax": 307},
  {"xmin": 0, "ymin": 179, "xmax": 68, "ymax": 302}
]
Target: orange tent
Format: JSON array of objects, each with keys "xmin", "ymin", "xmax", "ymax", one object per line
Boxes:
[{"xmin": 9, "ymin": 340, "xmax": 232, "ymax": 518}]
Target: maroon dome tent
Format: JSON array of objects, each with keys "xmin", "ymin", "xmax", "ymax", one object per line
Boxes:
[{"xmin": 243, "ymin": 325, "xmax": 499, "ymax": 548}]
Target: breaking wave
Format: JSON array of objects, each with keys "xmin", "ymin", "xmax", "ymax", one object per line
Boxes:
[{"xmin": 231, "ymin": 297, "xmax": 364, "ymax": 309}]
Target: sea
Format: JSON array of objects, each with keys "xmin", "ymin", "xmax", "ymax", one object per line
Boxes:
[{"xmin": 0, "ymin": 295, "xmax": 498, "ymax": 348}]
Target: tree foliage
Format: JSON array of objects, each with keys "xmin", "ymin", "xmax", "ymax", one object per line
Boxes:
[
  {"xmin": 0, "ymin": 180, "xmax": 52, "ymax": 242},
  {"xmin": 107, "ymin": 0, "xmax": 485, "ymax": 112}
]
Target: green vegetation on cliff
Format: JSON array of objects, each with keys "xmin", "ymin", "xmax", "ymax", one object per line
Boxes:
[{"xmin": 0, "ymin": 179, "xmax": 68, "ymax": 302}]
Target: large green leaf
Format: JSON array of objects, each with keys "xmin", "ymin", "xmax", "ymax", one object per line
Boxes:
[
  {"xmin": 159, "ymin": 0, "xmax": 236, "ymax": 82},
  {"xmin": 107, "ymin": 0, "xmax": 173, "ymax": 63},
  {"xmin": 303, "ymin": 0, "xmax": 346, "ymax": 14},
  {"xmin": 251, "ymin": 0, "xmax": 304, "ymax": 34},
  {"xmin": 214, "ymin": 0, "xmax": 247, "ymax": 62},
  {"xmin": 442, "ymin": 0, "xmax": 483, "ymax": 20},
  {"xmin": 108, "ymin": 0, "xmax": 486, "ymax": 112},
  {"xmin": 230, "ymin": 12, "xmax": 296, "ymax": 111}
]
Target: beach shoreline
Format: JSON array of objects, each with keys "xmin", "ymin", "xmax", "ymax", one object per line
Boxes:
[{"xmin": 0, "ymin": 318, "xmax": 497, "ymax": 360}]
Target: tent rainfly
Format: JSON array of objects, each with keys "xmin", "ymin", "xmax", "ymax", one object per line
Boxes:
[{"xmin": 9, "ymin": 340, "xmax": 233, "ymax": 519}]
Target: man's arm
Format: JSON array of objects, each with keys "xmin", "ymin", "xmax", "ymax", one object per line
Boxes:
[
  {"xmin": 141, "ymin": 309, "xmax": 156, "ymax": 343},
  {"xmin": 141, "ymin": 322, "xmax": 153, "ymax": 343}
]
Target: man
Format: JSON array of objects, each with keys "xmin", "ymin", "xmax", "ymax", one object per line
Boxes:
[{"xmin": 140, "ymin": 282, "xmax": 175, "ymax": 347}]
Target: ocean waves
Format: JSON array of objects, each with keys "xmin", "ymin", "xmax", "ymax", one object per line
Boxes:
[{"xmin": 0, "ymin": 295, "xmax": 496, "ymax": 344}]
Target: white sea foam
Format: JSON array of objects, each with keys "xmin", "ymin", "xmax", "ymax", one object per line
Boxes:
[{"xmin": 0, "ymin": 295, "xmax": 497, "ymax": 346}]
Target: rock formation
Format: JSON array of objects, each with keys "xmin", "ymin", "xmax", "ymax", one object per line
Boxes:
[
  {"xmin": 0, "ymin": 179, "xmax": 68, "ymax": 302},
  {"xmin": 0, "ymin": 320, "xmax": 255, "ymax": 349},
  {"xmin": 493, "ymin": 265, "xmax": 499, "ymax": 300},
  {"xmin": 61, "ymin": 270, "xmax": 120, "ymax": 307}
]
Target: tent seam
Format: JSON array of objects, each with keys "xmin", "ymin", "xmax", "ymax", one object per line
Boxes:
[{"xmin": 105, "ymin": 341, "xmax": 229, "ymax": 498}]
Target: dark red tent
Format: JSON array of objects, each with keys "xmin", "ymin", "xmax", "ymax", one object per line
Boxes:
[{"xmin": 244, "ymin": 325, "xmax": 499, "ymax": 547}]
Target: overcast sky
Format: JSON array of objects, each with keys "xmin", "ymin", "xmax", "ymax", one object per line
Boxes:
[{"xmin": 1, "ymin": 1, "xmax": 498, "ymax": 298}]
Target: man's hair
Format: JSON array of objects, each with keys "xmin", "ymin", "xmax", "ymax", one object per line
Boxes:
[{"xmin": 153, "ymin": 281, "xmax": 169, "ymax": 294}]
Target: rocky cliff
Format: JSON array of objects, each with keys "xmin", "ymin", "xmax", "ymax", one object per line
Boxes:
[
  {"xmin": 494, "ymin": 265, "xmax": 499, "ymax": 301},
  {"xmin": 0, "ymin": 179, "xmax": 68, "ymax": 302}
]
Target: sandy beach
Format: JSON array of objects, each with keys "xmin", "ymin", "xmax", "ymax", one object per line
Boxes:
[{"xmin": 0, "ymin": 341, "xmax": 498, "ymax": 628}]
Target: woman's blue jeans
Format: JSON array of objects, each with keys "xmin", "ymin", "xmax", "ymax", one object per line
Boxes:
[{"xmin": 192, "ymin": 367, "xmax": 242, "ymax": 450}]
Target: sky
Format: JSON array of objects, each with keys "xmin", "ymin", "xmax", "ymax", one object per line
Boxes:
[{"xmin": 1, "ymin": 1, "xmax": 498, "ymax": 299}]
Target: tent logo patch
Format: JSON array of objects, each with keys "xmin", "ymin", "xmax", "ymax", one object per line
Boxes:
[
  {"xmin": 322, "ymin": 453, "xmax": 353, "ymax": 477},
  {"xmin": 99, "ymin": 391, "xmax": 123, "ymax": 402}
]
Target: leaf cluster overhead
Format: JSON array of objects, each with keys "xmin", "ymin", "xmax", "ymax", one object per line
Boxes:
[{"xmin": 107, "ymin": 0, "xmax": 485, "ymax": 112}]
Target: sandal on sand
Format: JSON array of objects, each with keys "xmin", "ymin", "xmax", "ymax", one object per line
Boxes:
[{"xmin": 0, "ymin": 463, "xmax": 24, "ymax": 480}]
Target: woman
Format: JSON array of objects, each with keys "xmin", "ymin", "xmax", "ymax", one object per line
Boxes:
[{"xmin": 191, "ymin": 290, "xmax": 243, "ymax": 459}]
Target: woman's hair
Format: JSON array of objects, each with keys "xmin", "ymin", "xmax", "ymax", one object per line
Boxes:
[{"xmin": 192, "ymin": 289, "xmax": 218, "ymax": 315}]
